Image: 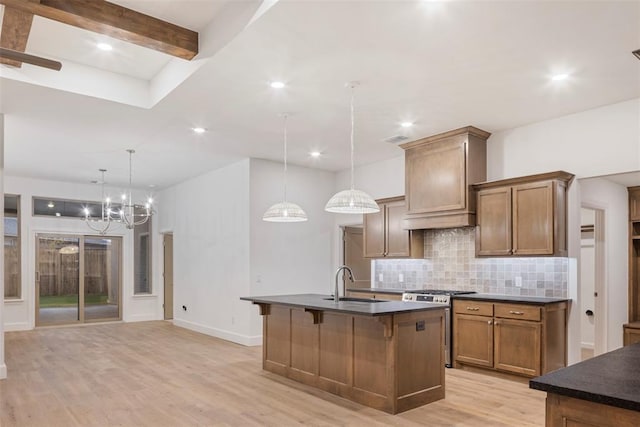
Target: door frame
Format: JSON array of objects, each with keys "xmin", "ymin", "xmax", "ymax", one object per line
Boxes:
[
  {"xmin": 35, "ymin": 232, "xmax": 123, "ymax": 326},
  {"xmin": 580, "ymin": 204, "xmax": 606, "ymax": 356},
  {"xmin": 163, "ymin": 232, "xmax": 174, "ymax": 320}
]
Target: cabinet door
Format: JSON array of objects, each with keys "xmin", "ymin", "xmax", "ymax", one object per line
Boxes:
[
  {"xmin": 512, "ymin": 181, "xmax": 554, "ymax": 255},
  {"xmin": 405, "ymin": 138, "xmax": 467, "ymax": 215},
  {"xmin": 363, "ymin": 207, "xmax": 385, "ymax": 258},
  {"xmin": 476, "ymin": 187, "xmax": 512, "ymax": 256},
  {"xmin": 385, "ymin": 199, "xmax": 411, "ymax": 257},
  {"xmin": 494, "ymin": 318, "xmax": 541, "ymax": 377},
  {"xmin": 454, "ymin": 314, "xmax": 494, "ymax": 368},
  {"xmin": 630, "ymin": 188, "xmax": 640, "ymax": 221}
]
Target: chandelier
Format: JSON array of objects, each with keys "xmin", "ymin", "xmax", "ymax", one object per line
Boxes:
[
  {"xmin": 325, "ymin": 82, "xmax": 379, "ymax": 214},
  {"xmin": 109, "ymin": 149, "xmax": 153, "ymax": 229},
  {"xmin": 84, "ymin": 168, "xmax": 117, "ymax": 235}
]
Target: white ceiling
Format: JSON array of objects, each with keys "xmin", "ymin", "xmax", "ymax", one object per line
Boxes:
[{"xmin": 1, "ymin": 0, "xmax": 639, "ymax": 189}]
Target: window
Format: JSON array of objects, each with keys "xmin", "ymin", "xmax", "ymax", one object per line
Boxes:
[
  {"xmin": 33, "ymin": 196, "xmax": 122, "ymax": 219},
  {"xmin": 134, "ymin": 210, "xmax": 152, "ymax": 294},
  {"xmin": 5, "ymin": 194, "xmax": 21, "ymax": 299}
]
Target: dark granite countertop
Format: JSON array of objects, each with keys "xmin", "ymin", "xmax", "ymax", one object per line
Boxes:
[
  {"xmin": 346, "ymin": 287, "xmax": 405, "ymax": 295},
  {"xmin": 240, "ymin": 293, "xmax": 446, "ymax": 317},
  {"xmin": 453, "ymin": 293, "xmax": 569, "ymax": 305},
  {"xmin": 530, "ymin": 343, "xmax": 640, "ymax": 412}
]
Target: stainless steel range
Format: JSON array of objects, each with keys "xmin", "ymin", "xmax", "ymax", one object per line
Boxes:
[{"xmin": 402, "ymin": 290, "xmax": 475, "ymax": 367}]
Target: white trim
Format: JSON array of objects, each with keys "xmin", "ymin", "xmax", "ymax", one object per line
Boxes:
[
  {"xmin": 581, "ymin": 342, "xmax": 595, "ymax": 350},
  {"xmin": 131, "ymin": 294, "xmax": 157, "ymax": 299},
  {"xmin": 3, "ymin": 299, "xmax": 25, "ymax": 303},
  {"xmin": 0, "ymin": 363, "xmax": 6, "ymax": 379},
  {"xmin": 174, "ymin": 319, "xmax": 262, "ymax": 346},
  {"xmin": 4, "ymin": 322, "xmax": 30, "ymax": 331}
]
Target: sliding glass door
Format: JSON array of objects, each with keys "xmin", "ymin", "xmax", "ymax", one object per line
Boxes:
[{"xmin": 36, "ymin": 234, "xmax": 122, "ymax": 326}]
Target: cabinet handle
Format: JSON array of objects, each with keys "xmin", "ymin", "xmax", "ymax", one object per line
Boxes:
[
  {"xmin": 509, "ymin": 249, "xmax": 513, "ymax": 255},
  {"xmin": 495, "ymin": 321, "xmax": 500, "ymax": 326},
  {"xmin": 512, "ymin": 249, "xmax": 517, "ymax": 254},
  {"xmin": 466, "ymin": 307, "xmax": 480, "ymax": 311},
  {"xmin": 488, "ymin": 320, "xmax": 493, "ymax": 325},
  {"xmin": 509, "ymin": 310, "xmax": 525, "ymax": 315}
]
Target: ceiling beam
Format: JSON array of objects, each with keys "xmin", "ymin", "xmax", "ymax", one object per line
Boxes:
[
  {"xmin": 0, "ymin": 46, "xmax": 61, "ymax": 70},
  {"xmin": 0, "ymin": 0, "xmax": 199, "ymax": 60},
  {"xmin": 0, "ymin": 3, "xmax": 38, "ymax": 67}
]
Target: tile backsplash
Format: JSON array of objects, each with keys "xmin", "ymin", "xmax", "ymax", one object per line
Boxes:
[{"xmin": 373, "ymin": 227, "xmax": 568, "ymax": 297}]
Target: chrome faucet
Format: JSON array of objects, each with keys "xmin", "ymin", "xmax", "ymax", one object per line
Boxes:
[{"xmin": 334, "ymin": 265, "xmax": 355, "ymax": 303}]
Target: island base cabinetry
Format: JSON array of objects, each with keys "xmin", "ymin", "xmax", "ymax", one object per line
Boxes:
[
  {"xmin": 259, "ymin": 304, "xmax": 445, "ymax": 414},
  {"xmin": 545, "ymin": 393, "xmax": 640, "ymax": 427}
]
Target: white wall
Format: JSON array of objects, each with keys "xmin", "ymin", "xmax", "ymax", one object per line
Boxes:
[
  {"xmin": 157, "ymin": 160, "xmax": 253, "ymax": 344},
  {"xmin": 3, "ymin": 175, "xmax": 161, "ymax": 331},
  {"xmin": 488, "ymin": 98, "xmax": 640, "ymax": 180},
  {"xmin": 579, "ymin": 177, "xmax": 629, "ymax": 351},
  {"xmin": 249, "ymin": 159, "xmax": 336, "ymax": 336},
  {"xmin": 158, "ymin": 158, "xmax": 338, "ymax": 344}
]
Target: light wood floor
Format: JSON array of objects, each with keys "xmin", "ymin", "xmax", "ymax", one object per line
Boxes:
[{"xmin": 0, "ymin": 321, "xmax": 546, "ymax": 426}]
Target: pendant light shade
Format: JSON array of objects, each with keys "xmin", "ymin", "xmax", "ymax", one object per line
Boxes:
[
  {"xmin": 325, "ymin": 83, "xmax": 379, "ymax": 214},
  {"xmin": 262, "ymin": 114, "xmax": 308, "ymax": 223},
  {"xmin": 263, "ymin": 201, "xmax": 308, "ymax": 222},
  {"xmin": 324, "ymin": 189, "xmax": 380, "ymax": 214}
]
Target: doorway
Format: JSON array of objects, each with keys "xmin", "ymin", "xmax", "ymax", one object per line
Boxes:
[
  {"xmin": 163, "ymin": 233, "xmax": 174, "ymax": 320},
  {"xmin": 36, "ymin": 234, "xmax": 122, "ymax": 326},
  {"xmin": 580, "ymin": 207, "xmax": 605, "ymax": 359},
  {"xmin": 343, "ymin": 226, "xmax": 371, "ymax": 289}
]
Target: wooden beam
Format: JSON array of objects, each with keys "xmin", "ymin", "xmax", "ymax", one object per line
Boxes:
[
  {"xmin": 0, "ymin": 0, "xmax": 199, "ymax": 60},
  {"xmin": 0, "ymin": 47, "xmax": 61, "ymax": 70},
  {"xmin": 0, "ymin": 4, "xmax": 37, "ymax": 67}
]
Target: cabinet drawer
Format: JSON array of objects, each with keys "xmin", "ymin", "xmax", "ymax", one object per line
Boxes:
[
  {"xmin": 494, "ymin": 303, "xmax": 541, "ymax": 321},
  {"xmin": 453, "ymin": 300, "xmax": 493, "ymax": 316}
]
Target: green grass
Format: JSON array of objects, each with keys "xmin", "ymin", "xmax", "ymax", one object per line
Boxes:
[{"xmin": 39, "ymin": 294, "xmax": 108, "ymax": 307}]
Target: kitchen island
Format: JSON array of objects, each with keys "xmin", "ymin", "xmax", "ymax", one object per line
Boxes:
[
  {"xmin": 530, "ymin": 343, "xmax": 640, "ymax": 426},
  {"xmin": 241, "ymin": 294, "xmax": 446, "ymax": 414}
]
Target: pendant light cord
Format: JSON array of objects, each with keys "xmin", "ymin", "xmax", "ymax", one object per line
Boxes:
[
  {"xmin": 350, "ymin": 85, "xmax": 355, "ymax": 191},
  {"xmin": 283, "ymin": 114, "xmax": 288, "ymax": 202}
]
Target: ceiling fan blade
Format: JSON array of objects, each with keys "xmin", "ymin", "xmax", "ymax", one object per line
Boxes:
[{"xmin": 0, "ymin": 47, "xmax": 62, "ymax": 71}]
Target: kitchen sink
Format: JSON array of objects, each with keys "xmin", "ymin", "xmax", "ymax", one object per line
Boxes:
[{"xmin": 324, "ymin": 297, "xmax": 387, "ymax": 303}]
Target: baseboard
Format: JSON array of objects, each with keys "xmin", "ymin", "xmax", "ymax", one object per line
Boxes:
[
  {"xmin": 173, "ymin": 319, "xmax": 262, "ymax": 346},
  {"xmin": 0, "ymin": 363, "xmax": 6, "ymax": 379},
  {"xmin": 4, "ymin": 322, "xmax": 31, "ymax": 332}
]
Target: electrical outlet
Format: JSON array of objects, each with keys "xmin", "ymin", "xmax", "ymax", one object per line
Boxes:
[
  {"xmin": 398, "ymin": 273, "xmax": 404, "ymax": 283},
  {"xmin": 515, "ymin": 276, "xmax": 522, "ymax": 288},
  {"xmin": 378, "ymin": 273, "xmax": 383, "ymax": 282}
]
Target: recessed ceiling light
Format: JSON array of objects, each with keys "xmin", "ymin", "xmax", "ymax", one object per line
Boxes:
[
  {"xmin": 400, "ymin": 122, "xmax": 414, "ymax": 128},
  {"xmin": 47, "ymin": 201, "xmax": 55, "ymax": 208},
  {"xmin": 551, "ymin": 73, "xmax": 569, "ymax": 81},
  {"xmin": 270, "ymin": 81, "xmax": 285, "ymax": 89},
  {"xmin": 192, "ymin": 127, "xmax": 206, "ymax": 134},
  {"xmin": 55, "ymin": 212, "xmax": 61, "ymax": 217},
  {"xmin": 310, "ymin": 151, "xmax": 321, "ymax": 158},
  {"xmin": 96, "ymin": 42, "xmax": 113, "ymax": 51}
]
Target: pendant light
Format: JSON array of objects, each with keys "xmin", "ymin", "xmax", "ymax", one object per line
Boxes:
[
  {"xmin": 325, "ymin": 83, "xmax": 379, "ymax": 214},
  {"xmin": 84, "ymin": 168, "xmax": 117, "ymax": 235},
  {"xmin": 263, "ymin": 114, "xmax": 308, "ymax": 222},
  {"xmin": 109, "ymin": 149, "xmax": 153, "ymax": 229}
]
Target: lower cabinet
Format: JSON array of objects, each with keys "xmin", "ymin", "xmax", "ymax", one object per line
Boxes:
[
  {"xmin": 453, "ymin": 299, "xmax": 567, "ymax": 377},
  {"xmin": 623, "ymin": 322, "xmax": 640, "ymax": 346}
]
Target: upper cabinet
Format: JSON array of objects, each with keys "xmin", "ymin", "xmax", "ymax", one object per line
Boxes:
[
  {"xmin": 473, "ymin": 171, "xmax": 574, "ymax": 257},
  {"xmin": 400, "ymin": 126, "xmax": 490, "ymax": 230},
  {"xmin": 363, "ymin": 196, "xmax": 424, "ymax": 259}
]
